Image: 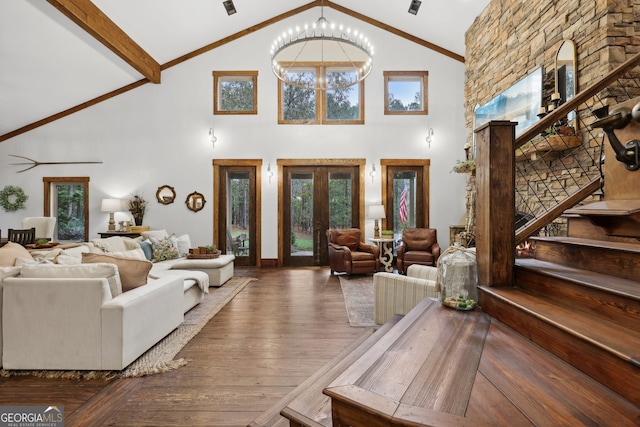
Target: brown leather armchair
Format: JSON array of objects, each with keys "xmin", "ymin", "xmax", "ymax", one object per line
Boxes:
[
  {"xmin": 396, "ymin": 228, "xmax": 441, "ymax": 274},
  {"xmin": 327, "ymin": 228, "xmax": 380, "ymax": 275}
]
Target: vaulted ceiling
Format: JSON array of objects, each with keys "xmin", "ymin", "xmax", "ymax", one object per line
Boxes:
[{"xmin": 0, "ymin": 0, "xmax": 490, "ymax": 140}]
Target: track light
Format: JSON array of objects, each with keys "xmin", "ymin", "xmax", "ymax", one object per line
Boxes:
[
  {"xmin": 223, "ymin": 0, "xmax": 236, "ymax": 16},
  {"xmin": 408, "ymin": 0, "xmax": 421, "ymax": 15}
]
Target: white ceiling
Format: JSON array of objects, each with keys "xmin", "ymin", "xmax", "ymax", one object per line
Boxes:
[{"xmin": 0, "ymin": 0, "xmax": 490, "ymax": 137}]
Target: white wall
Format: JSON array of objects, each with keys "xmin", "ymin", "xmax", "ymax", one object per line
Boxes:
[{"xmin": 0, "ymin": 9, "xmax": 469, "ymax": 256}]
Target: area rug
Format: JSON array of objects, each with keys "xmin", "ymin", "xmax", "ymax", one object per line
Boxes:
[
  {"xmin": 338, "ymin": 275, "xmax": 376, "ymax": 327},
  {"xmin": 0, "ymin": 276, "xmax": 256, "ymax": 380}
]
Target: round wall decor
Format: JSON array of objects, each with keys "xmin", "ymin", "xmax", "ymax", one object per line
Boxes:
[{"xmin": 0, "ymin": 185, "xmax": 28, "ymax": 212}]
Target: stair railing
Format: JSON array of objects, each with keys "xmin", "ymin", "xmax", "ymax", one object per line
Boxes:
[{"xmin": 513, "ymin": 52, "xmax": 640, "ymax": 245}]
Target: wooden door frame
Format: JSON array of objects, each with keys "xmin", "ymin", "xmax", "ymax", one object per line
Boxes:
[
  {"xmin": 213, "ymin": 159, "xmax": 262, "ymax": 267},
  {"xmin": 277, "ymin": 158, "xmax": 366, "ymax": 267},
  {"xmin": 380, "ymin": 159, "xmax": 431, "ymax": 230}
]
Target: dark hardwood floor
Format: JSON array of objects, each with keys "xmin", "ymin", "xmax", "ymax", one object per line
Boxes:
[
  {"xmin": 0, "ymin": 267, "xmax": 367, "ymax": 426},
  {"xmin": 1, "ymin": 267, "xmax": 639, "ymax": 426}
]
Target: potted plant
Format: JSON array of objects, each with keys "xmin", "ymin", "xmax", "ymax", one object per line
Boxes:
[
  {"xmin": 452, "ymin": 159, "xmax": 476, "ymax": 173},
  {"xmin": 129, "ymin": 195, "xmax": 147, "ymax": 226}
]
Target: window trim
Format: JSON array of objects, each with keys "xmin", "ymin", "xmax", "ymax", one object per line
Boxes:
[
  {"xmin": 277, "ymin": 63, "xmax": 365, "ymax": 125},
  {"xmin": 213, "ymin": 71, "xmax": 258, "ymax": 115},
  {"xmin": 383, "ymin": 71, "xmax": 428, "ymax": 115}
]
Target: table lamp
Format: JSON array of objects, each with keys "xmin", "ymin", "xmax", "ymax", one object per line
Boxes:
[
  {"xmin": 368, "ymin": 204, "xmax": 386, "ymax": 238},
  {"xmin": 101, "ymin": 198, "xmax": 124, "ymax": 231}
]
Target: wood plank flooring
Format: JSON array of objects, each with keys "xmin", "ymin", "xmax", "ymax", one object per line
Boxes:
[
  {"xmin": 1, "ymin": 267, "xmax": 639, "ymax": 426},
  {"xmin": 0, "ymin": 267, "xmax": 367, "ymax": 426}
]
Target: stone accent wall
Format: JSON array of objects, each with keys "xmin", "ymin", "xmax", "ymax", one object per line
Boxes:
[{"xmin": 463, "ymin": 0, "xmax": 640, "ymax": 234}]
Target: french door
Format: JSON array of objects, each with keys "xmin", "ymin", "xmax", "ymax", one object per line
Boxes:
[
  {"xmin": 381, "ymin": 160, "xmax": 430, "ymax": 243},
  {"xmin": 213, "ymin": 160, "xmax": 261, "ymax": 266},
  {"xmin": 281, "ymin": 163, "xmax": 361, "ymax": 267}
]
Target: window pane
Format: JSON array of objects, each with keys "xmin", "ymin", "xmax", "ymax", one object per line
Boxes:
[
  {"xmin": 219, "ymin": 78, "xmax": 254, "ymax": 111},
  {"xmin": 329, "ymin": 171, "xmax": 353, "ymax": 228},
  {"xmin": 290, "ymin": 172, "xmax": 314, "ymax": 256},
  {"xmin": 54, "ymin": 183, "xmax": 86, "ymax": 241},
  {"xmin": 282, "ymin": 70, "xmax": 317, "ymax": 121},
  {"xmin": 388, "ymin": 78, "xmax": 423, "ymax": 111},
  {"xmin": 394, "ymin": 172, "xmax": 417, "ymax": 233},
  {"xmin": 227, "ymin": 172, "xmax": 250, "ymax": 256},
  {"xmin": 326, "ymin": 70, "xmax": 360, "ymax": 121}
]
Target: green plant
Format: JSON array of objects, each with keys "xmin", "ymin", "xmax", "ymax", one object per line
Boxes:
[
  {"xmin": 452, "ymin": 159, "xmax": 476, "ymax": 173},
  {"xmin": 206, "ymin": 244, "xmax": 217, "ymax": 251}
]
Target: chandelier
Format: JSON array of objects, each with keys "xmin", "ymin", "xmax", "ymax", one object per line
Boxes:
[{"xmin": 270, "ymin": 4, "xmax": 374, "ymax": 91}]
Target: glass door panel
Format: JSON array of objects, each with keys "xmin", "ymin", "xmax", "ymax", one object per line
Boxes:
[
  {"xmin": 290, "ymin": 171, "xmax": 314, "ymax": 258},
  {"xmin": 226, "ymin": 171, "xmax": 251, "ymax": 259},
  {"xmin": 328, "ymin": 171, "xmax": 353, "ymax": 229},
  {"xmin": 52, "ymin": 182, "xmax": 86, "ymax": 242}
]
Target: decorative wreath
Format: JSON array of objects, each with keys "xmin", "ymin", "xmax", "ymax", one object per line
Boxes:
[{"xmin": 0, "ymin": 185, "xmax": 28, "ymax": 212}]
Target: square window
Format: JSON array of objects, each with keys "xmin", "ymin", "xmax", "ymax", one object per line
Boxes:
[
  {"xmin": 213, "ymin": 71, "xmax": 258, "ymax": 114},
  {"xmin": 384, "ymin": 71, "xmax": 428, "ymax": 115}
]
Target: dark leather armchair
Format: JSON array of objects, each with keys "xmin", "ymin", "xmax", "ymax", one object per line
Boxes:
[
  {"xmin": 396, "ymin": 228, "xmax": 441, "ymax": 274},
  {"xmin": 327, "ymin": 228, "xmax": 380, "ymax": 275}
]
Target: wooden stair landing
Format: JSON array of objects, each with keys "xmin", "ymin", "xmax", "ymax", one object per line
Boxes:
[
  {"xmin": 565, "ymin": 200, "xmax": 640, "ymax": 238},
  {"xmin": 251, "ymin": 298, "xmax": 640, "ymax": 426}
]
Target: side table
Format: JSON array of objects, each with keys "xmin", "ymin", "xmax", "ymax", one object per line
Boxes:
[
  {"xmin": 98, "ymin": 231, "xmax": 142, "ymax": 239},
  {"xmin": 368, "ymin": 237, "xmax": 395, "ymax": 272}
]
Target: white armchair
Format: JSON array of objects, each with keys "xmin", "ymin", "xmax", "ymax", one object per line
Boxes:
[
  {"xmin": 22, "ymin": 217, "xmax": 56, "ymax": 241},
  {"xmin": 373, "ymin": 265, "xmax": 438, "ymax": 324}
]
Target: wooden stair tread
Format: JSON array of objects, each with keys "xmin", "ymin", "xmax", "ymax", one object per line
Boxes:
[
  {"xmin": 323, "ymin": 298, "xmax": 493, "ymax": 424},
  {"xmin": 479, "ymin": 320, "xmax": 640, "ymax": 426},
  {"xmin": 565, "ymin": 200, "xmax": 640, "ymax": 216},
  {"xmin": 483, "ymin": 287, "xmax": 640, "ymax": 364},
  {"xmin": 515, "ymin": 257, "xmax": 640, "ymax": 301},
  {"xmin": 530, "ymin": 236, "xmax": 640, "ymax": 253}
]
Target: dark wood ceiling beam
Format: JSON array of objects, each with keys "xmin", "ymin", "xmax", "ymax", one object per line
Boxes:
[{"xmin": 46, "ymin": 0, "xmax": 161, "ymax": 83}]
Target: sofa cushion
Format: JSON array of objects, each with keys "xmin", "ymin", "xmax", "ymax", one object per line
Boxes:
[
  {"xmin": 176, "ymin": 234, "xmax": 191, "ymax": 257},
  {"xmin": 0, "ymin": 241, "xmax": 34, "ymax": 266},
  {"xmin": 90, "ymin": 236, "xmax": 139, "ymax": 253},
  {"xmin": 150, "ymin": 236, "xmax": 179, "ymax": 262},
  {"xmin": 82, "ymin": 252, "xmax": 152, "ymax": 292},
  {"xmin": 20, "ymin": 263, "xmax": 122, "ymax": 297},
  {"xmin": 141, "ymin": 229, "xmax": 169, "ymax": 240},
  {"xmin": 0, "ymin": 266, "xmax": 21, "ymax": 281}
]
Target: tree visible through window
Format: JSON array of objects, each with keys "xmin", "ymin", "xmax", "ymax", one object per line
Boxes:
[
  {"xmin": 213, "ymin": 71, "xmax": 258, "ymax": 114},
  {"xmin": 279, "ymin": 64, "xmax": 364, "ymax": 124},
  {"xmin": 384, "ymin": 71, "xmax": 428, "ymax": 115}
]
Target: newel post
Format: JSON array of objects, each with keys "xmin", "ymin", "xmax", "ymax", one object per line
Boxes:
[{"xmin": 474, "ymin": 121, "xmax": 516, "ymax": 287}]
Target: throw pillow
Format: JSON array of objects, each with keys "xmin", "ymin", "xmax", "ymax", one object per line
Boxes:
[
  {"xmin": 176, "ymin": 234, "xmax": 191, "ymax": 257},
  {"xmin": 20, "ymin": 263, "xmax": 122, "ymax": 297},
  {"xmin": 82, "ymin": 252, "xmax": 152, "ymax": 292},
  {"xmin": 139, "ymin": 240, "xmax": 153, "ymax": 261},
  {"xmin": 150, "ymin": 236, "xmax": 179, "ymax": 262},
  {"xmin": 0, "ymin": 241, "xmax": 34, "ymax": 266},
  {"xmin": 141, "ymin": 229, "xmax": 169, "ymax": 241}
]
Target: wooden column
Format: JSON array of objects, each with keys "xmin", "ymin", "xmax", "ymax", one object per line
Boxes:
[{"xmin": 475, "ymin": 121, "xmax": 516, "ymax": 287}]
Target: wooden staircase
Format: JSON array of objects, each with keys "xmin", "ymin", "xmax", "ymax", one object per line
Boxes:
[{"xmin": 480, "ymin": 213, "xmax": 640, "ymax": 408}]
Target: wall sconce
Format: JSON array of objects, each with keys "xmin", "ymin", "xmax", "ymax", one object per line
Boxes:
[
  {"xmin": 209, "ymin": 128, "xmax": 217, "ymax": 147},
  {"xmin": 101, "ymin": 198, "xmax": 125, "ymax": 231},
  {"xmin": 426, "ymin": 127, "xmax": 434, "ymax": 148},
  {"xmin": 367, "ymin": 204, "xmax": 386, "ymax": 238},
  {"xmin": 267, "ymin": 163, "xmax": 274, "ymax": 183},
  {"xmin": 369, "ymin": 164, "xmax": 377, "ymax": 183}
]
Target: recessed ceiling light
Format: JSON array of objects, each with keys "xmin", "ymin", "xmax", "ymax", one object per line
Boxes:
[
  {"xmin": 223, "ymin": 0, "xmax": 236, "ymax": 16},
  {"xmin": 408, "ymin": 0, "xmax": 421, "ymax": 15}
]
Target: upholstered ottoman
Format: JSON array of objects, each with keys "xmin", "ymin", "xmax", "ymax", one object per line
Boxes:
[{"xmin": 161, "ymin": 254, "xmax": 235, "ymax": 287}]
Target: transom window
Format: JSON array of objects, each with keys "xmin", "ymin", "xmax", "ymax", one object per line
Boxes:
[
  {"xmin": 278, "ymin": 64, "xmax": 364, "ymax": 125},
  {"xmin": 384, "ymin": 71, "xmax": 428, "ymax": 115},
  {"xmin": 213, "ymin": 71, "xmax": 258, "ymax": 114}
]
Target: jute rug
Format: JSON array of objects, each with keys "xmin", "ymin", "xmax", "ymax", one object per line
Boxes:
[
  {"xmin": 338, "ymin": 275, "xmax": 376, "ymax": 327},
  {"xmin": 0, "ymin": 276, "xmax": 256, "ymax": 380}
]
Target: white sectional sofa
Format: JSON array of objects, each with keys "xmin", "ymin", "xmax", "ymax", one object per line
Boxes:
[
  {"xmin": 2, "ymin": 263, "xmax": 184, "ymax": 370},
  {"xmin": 0, "ymin": 232, "xmax": 236, "ymax": 370}
]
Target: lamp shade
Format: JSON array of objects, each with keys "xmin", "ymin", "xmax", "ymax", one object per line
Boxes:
[
  {"xmin": 101, "ymin": 198, "xmax": 124, "ymax": 213},
  {"xmin": 367, "ymin": 204, "xmax": 386, "ymax": 219}
]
